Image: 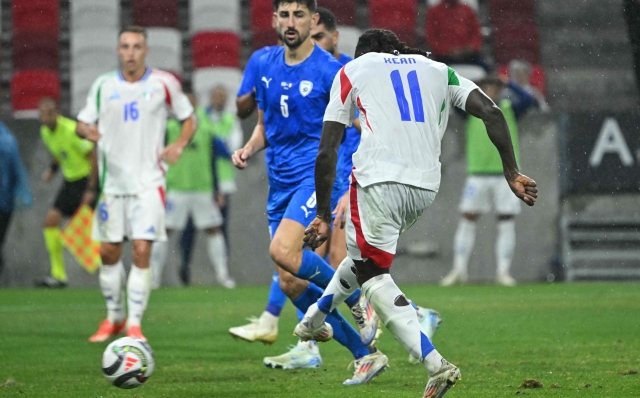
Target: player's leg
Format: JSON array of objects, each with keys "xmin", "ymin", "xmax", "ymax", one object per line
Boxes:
[
  {"xmin": 179, "ymin": 217, "xmax": 196, "ymax": 285},
  {"xmin": 89, "ymin": 193, "xmax": 127, "ymax": 342},
  {"xmin": 0, "ymin": 210, "xmax": 12, "ymax": 276},
  {"xmin": 193, "ymin": 192, "xmax": 235, "ymax": 288},
  {"xmin": 126, "ymin": 187, "xmax": 168, "ymax": 341},
  {"xmin": 494, "ymin": 177, "xmax": 521, "ymax": 286},
  {"xmin": 442, "ymin": 176, "xmax": 489, "ymax": 286},
  {"xmin": 151, "ymin": 192, "xmax": 187, "ymax": 288}
]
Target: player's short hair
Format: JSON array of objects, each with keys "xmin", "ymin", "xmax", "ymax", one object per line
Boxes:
[
  {"xmin": 355, "ymin": 29, "xmax": 430, "ymax": 59},
  {"xmin": 316, "ymin": 7, "xmax": 337, "ymax": 32},
  {"xmin": 119, "ymin": 25, "xmax": 147, "ymax": 40},
  {"xmin": 273, "ymin": 0, "xmax": 317, "ymax": 13},
  {"xmin": 478, "ymin": 76, "xmax": 506, "ymax": 90},
  {"xmin": 38, "ymin": 97, "xmax": 58, "ymax": 110}
]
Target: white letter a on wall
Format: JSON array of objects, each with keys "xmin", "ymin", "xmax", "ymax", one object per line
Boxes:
[{"xmin": 588, "ymin": 118, "xmax": 634, "ymax": 167}]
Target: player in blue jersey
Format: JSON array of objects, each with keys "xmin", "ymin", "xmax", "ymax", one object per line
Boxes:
[{"xmin": 231, "ymin": 0, "xmax": 387, "ymax": 384}]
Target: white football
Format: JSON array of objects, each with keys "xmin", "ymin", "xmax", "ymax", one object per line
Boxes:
[{"xmin": 101, "ymin": 337, "xmax": 155, "ymax": 389}]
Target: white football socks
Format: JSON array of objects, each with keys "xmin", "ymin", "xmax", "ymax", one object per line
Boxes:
[
  {"xmin": 306, "ymin": 257, "xmax": 359, "ymax": 327},
  {"xmin": 362, "ymin": 274, "xmax": 445, "ymax": 376},
  {"xmin": 100, "ymin": 260, "xmax": 125, "ymax": 324},
  {"xmin": 207, "ymin": 233, "xmax": 230, "ymax": 282},
  {"xmin": 127, "ymin": 265, "xmax": 151, "ymax": 327},
  {"xmin": 496, "ymin": 219, "xmax": 516, "ymax": 276},
  {"xmin": 150, "ymin": 241, "xmax": 168, "ymax": 289},
  {"xmin": 453, "ymin": 218, "xmax": 477, "ymax": 273}
]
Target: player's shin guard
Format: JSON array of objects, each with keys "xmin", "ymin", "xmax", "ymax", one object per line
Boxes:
[
  {"xmin": 295, "ymin": 250, "xmax": 336, "ymax": 289},
  {"xmin": 127, "ymin": 265, "xmax": 151, "ymax": 327},
  {"xmin": 100, "ymin": 260, "xmax": 125, "ymax": 324},
  {"xmin": 308, "ymin": 257, "xmax": 359, "ymax": 327},
  {"xmin": 496, "ymin": 220, "xmax": 516, "ymax": 276},
  {"xmin": 362, "ymin": 274, "xmax": 444, "ymax": 375},
  {"xmin": 150, "ymin": 241, "xmax": 167, "ymax": 289},
  {"xmin": 266, "ymin": 271, "xmax": 287, "ymax": 317},
  {"xmin": 293, "ymin": 283, "xmax": 369, "ymax": 359}
]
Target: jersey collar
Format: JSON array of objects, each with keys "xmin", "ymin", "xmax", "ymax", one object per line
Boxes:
[{"xmin": 117, "ymin": 67, "xmax": 151, "ymax": 83}]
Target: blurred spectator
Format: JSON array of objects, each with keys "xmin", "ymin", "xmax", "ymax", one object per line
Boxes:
[
  {"xmin": 506, "ymin": 60, "xmax": 550, "ymax": 113},
  {"xmin": 151, "ymin": 93, "xmax": 235, "ymax": 289},
  {"xmin": 623, "ymin": 0, "xmax": 640, "ymax": 100},
  {"xmin": 37, "ymin": 98, "xmax": 98, "ymax": 288},
  {"xmin": 0, "ymin": 122, "xmax": 33, "ymax": 277},
  {"xmin": 207, "ymin": 86, "xmax": 242, "ymax": 245},
  {"xmin": 426, "ymin": 0, "xmax": 488, "ymax": 71},
  {"xmin": 442, "ymin": 77, "xmax": 536, "ymax": 287}
]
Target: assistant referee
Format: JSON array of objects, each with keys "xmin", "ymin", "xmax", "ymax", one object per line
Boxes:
[{"xmin": 38, "ymin": 98, "xmax": 98, "ymax": 288}]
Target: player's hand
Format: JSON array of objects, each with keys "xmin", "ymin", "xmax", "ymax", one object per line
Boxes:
[
  {"xmin": 304, "ymin": 216, "xmax": 331, "ymax": 249},
  {"xmin": 42, "ymin": 169, "xmax": 54, "ymax": 182},
  {"xmin": 81, "ymin": 189, "xmax": 96, "ymax": 206},
  {"xmin": 508, "ymin": 173, "xmax": 538, "ymax": 206},
  {"xmin": 161, "ymin": 143, "xmax": 185, "ymax": 165},
  {"xmin": 332, "ymin": 192, "xmax": 349, "ymax": 230},
  {"xmin": 232, "ymin": 146, "xmax": 253, "ymax": 170},
  {"xmin": 83, "ymin": 125, "xmax": 102, "ymax": 143}
]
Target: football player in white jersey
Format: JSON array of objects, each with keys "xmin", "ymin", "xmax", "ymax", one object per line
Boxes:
[
  {"xmin": 76, "ymin": 26, "xmax": 196, "ymax": 343},
  {"xmin": 296, "ymin": 29, "xmax": 538, "ymax": 397}
]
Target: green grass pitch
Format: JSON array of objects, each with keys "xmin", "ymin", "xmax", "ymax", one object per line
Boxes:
[{"xmin": 0, "ymin": 283, "xmax": 638, "ymax": 397}]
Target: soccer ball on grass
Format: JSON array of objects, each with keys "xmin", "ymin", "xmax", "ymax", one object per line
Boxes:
[{"xmin": 101, "ymin": 337, "xmax": 154, "ymax": 389}]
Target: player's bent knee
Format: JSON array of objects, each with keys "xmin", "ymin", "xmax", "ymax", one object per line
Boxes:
[
  {"xmin": 353, "ymin": 259, "xmax": 389, "ymax": 287},
  {"xmin": 100, "ymin": 246, "xmax": 120, "ymax": 265},
  {"xmin": 269, "ymin": 240, "xmax": 300, "ymax": 273}
]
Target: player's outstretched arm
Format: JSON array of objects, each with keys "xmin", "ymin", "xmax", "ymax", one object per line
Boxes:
[
  {"xmin": 76, "ymin": 121, "xmax": 101, "ymax": 143},
  {"xmin": 304, "ymin": 121, "xmax": 345, "ymax": 249},
  {"xmin": 464, "ymin": 89, "xmax": 538, "ymax": 206},
  {"xmin": 232, "ymin": 109, "xmax": 267, "ymax": 170},
  {"xmin": 162, "ymin": 114, "xmax": 197, "ymax": 165}
]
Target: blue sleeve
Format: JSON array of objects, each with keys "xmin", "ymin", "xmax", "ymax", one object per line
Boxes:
[
  {"xmin": 255, "ymin": 56, "xmax": 267, "ymax": 111},
  {"xmin": 213, "ymin": 138, "xmax": 231, "ymax": 159},
  {"xmin": 237, "ymin": 50, "xmax": 264, "ymax": 97},
  {"xmin": 507, "ymin": 81, "xmax": 537, "ymax": 119}
]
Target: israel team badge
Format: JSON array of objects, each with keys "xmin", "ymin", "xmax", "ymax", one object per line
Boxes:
[{"xmin": 299, "ymin": 80, "xmax": 313, "ymax": 97}]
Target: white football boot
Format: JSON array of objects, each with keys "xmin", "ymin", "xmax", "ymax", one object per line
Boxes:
[
  {"xmin": 409, "ymin": 307, "xmax": 443, "ymax": 364},
  {"xmin": 343, "ymin": 350, "xmax": 389, "ymax": 385},
  {"xmin": 350, "ymin": 294, "xmax": 382, "ymax": 346},
  {"xmin": 423, "ymin": 361, "xmax": 461, "ymax": 398},
  {"xmin": 440, "ymin": 269, "xmax": 468, "ymax": 287},
  {"xmin": 497, "ymin": 273, "xmax": 517, "ymax": 287},
  {"xmin": 263, "ymin": 340, "xmax": 322, "ymax": 369},
  {"xmin": 229, "ymin": 311, "xmax": 278, "ymax": 344},
  {"xmin": 294, "ymin": 317, "xmax": 334, "ymax": 342}
]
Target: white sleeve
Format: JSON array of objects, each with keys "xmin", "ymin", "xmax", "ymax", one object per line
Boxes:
[
  {"xmin": 77, "ymin": 75, "xmax": 105, "ymax": 124},
  {"xmin": 447, "ymin": 70, "xmax": 479, "ymax": 110},
  {"xmin": 164, "ymin": 75, "xmax": 194, "ymax": 121},
  {"xmin": 323, "ymin": 66, "xmax": 356, "ymax": 127}
]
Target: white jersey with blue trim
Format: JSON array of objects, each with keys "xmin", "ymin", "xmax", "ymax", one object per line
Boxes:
[
  {"xmin": 78, "ymin": 68, "xmax": 193, "ymax": 195},
  {"xmin": 324, "ymin": 52, "xmax": 478, "ymax": 193}
]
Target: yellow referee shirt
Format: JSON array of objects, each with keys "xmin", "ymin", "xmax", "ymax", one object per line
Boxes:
[{"xmin": 41, "ymin": 116, "xmax": 94, "ymax": 182}]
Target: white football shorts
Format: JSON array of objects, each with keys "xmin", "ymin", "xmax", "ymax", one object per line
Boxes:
[
  {"xmin": 346, "ymin": 175, "xmax": 436, "ymax": 268},
  {"xmin": 458, "ymin": 175, "xmax": 521, "ymax": 215},
  {"xmin": 165, "ymin": 191, "xmax": 223, "ymax": 230},
  {"xmin": 92, "ymin": 187, "xmax": 167, "ymax": 242}
]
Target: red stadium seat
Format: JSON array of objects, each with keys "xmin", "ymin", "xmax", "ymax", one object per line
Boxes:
[
  {"xmin": 132, "ymin": 0, "xmax": 178, "ymax": 28},
  {"xmin": 13, "ymin": 32, "xmax": 59, "ymax": 70},
  {"xmin": 250, "ymin": 0, "xmax": 278, "ymax": 49},
  {"xmin": 369, "ymin": 0, "xmax": 418, "ymax": 46},
  {"xmin": 489, "ymin": 0, "xmax": 535, "ymax": 27},
  {"xmin": 497, "ymin": 64, "xmax": 547, "ymax": 96},
  {"xmin": 192, "ymin": 32, "xmax": 241, "ymax": 69},
  {"xmin": 11, "ymin": 70, "xmax": 60, "ymax": 116},
  {"xmin": 12, "ymin": 0, "xmax": 59, "ymax": 35},
  {"xmin": 493, "ymin": 23, "xmax": 539, "ymax": 65},
  {"xmin": 318, "ymin": 0, "xmax": 357, "ymax": 26}
]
